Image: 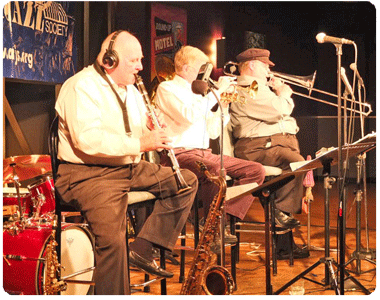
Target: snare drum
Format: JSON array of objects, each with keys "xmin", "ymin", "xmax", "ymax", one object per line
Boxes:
[
  {"xmin": 3, "ymin": 222, "xmax": 95, "ymax": 295},
  {"xmin": 3, "ymin": 187, "xmax": 33, "ymax": 217},
  {"xmin": 27, "ymin": 176, "xmax": 55, "ymax": 217}
]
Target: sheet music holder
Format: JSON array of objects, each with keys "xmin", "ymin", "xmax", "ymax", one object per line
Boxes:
[
  {"xmin": 290, "ymin": 136, "xmax": 376, "ymax": 173},
  {"xmin": 225, "ymin": 171, "xmax": 300, "ymax": 202},
  {"xmin": 352, "ymin": 131, "xmax": 376, "ymax": 145}
]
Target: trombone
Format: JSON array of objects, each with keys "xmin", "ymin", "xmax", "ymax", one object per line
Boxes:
[
  {"xmin": 223, "ymin": 62, "xmax": 372, "ymax": 116},
  {"xmin": 271, "ymin": 71, "xmax": 372, "ymax": 116}
]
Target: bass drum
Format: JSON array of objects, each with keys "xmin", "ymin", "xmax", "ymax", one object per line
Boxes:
[{"xmin": 3, "ymin": 223, "xmax": 95, "ymax": 295}]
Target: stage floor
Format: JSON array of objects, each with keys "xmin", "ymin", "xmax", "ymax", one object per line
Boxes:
[{"xmin": 130, "ymin": 180, "xmax": 376, "ymax": 295}]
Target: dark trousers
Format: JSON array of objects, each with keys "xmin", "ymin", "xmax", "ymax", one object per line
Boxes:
[
  {"xmin": 55, "ymin": 160, "xmax": 197, "ymax": 295},
  {"xmin": 234, "ymin": 134, "xmax": 305, "ymax": 214},
  {"xmin": 161, "ymin": 148, "xmax": 265, "ymax": 220}
]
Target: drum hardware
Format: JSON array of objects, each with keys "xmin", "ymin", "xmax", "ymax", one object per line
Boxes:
[
  {"xmin": 4, "ymin": 164, "xmax": 25, "ymax": 224},
  {"xmin": 3, "ymin": 155, "xmax": 55, "ymax": 225},
  {"xmin": 3, "ymin": 254, "xmax": 46, "ymax": 262},
  {"xmin": 3, "ymin": 205, "xmax": 20, "ymax": 220},
  {"xmin": 61, "ymin": 266, "xmax": 96, "ymax": 287},
  {"xmin": 3, "ymin": 155, "xmax": 52, "ymax": 184},
  {"xmin": 3, "ymin": 255, "xmax": 11, "ymax": 266},
  {"xmin": 27, "ymin": 176, "xmax": 55, "ymax": 219}
]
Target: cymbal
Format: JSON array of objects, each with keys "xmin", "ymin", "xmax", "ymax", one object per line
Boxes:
[{"xmin": 3, "ymin": 155, "xmax": 52, "ymax": 184}]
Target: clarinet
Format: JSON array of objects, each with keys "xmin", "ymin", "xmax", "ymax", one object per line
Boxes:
[{"xmin": 134, "ymin": 74, "xmax": 191, "ymax": 194}]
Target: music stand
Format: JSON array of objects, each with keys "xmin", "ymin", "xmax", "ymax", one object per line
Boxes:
[
  {"xmin": 226, "ymin": 171, "xmax": 298, "ymax": 294},
  {"xmin": 275, "ymin": 141, "xmax": 375, "ymax": 295},
  {"xmin": 345, "ymin": 133, "xmax": 376, "ymax": 275}
]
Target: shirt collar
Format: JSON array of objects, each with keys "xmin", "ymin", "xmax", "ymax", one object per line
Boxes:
[
  {"xmin": 93, "ymin": 64, "xmax": 127, "ymax": 94},
  {"xmin": 173, "ymin": 74, "xmax": 192, "ymax": 89}
]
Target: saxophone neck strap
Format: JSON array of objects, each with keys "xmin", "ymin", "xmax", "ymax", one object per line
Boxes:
[{"xmin": 93, "ymin": 60, "xmax": 131, "ymax": 134}]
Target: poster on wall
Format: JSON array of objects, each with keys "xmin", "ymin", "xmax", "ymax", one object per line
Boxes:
[
  {"xmin": 150, "ymin": 3, "xmax": 187, "ymax": 82},
  {"xmin": 3, "ymin": 1, "xmax": 76, "ymax": 83}
]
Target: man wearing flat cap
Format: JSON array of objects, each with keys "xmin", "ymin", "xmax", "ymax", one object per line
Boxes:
[{"xmin": 229, "ymin": 47, "xmax": 309, "ymax": 260}]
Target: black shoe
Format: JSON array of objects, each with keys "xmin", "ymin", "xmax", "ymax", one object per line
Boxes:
[
  {"xmin": 129, "ymin": 250, "xmax": 174, "ymax": 278},
  {"xmin": 274, "ymin": 209, "xmax": 300, "ymax": 229},
  {"xmin": 152, "ymin": 248, "xmax": 180, "ymax": 266},
  {"xmin": 277, "ymin": 246, "xmax": 310, "ymax": 260}
]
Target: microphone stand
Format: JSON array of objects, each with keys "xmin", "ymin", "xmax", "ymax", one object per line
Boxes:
[
  {"xmin": 335, "ymin": 44, "xmax": 371, "ymax": 294},
  {"xmin": 345, "ymin": 71, "xmax": 376, "ymax": 275},
  {"xmin": 209, "ymin": 87, "xmax": 227, "ymax": 267},
  {"xmin": 334, "ymin": 43, "xmax": 346, "ymax": 295}
]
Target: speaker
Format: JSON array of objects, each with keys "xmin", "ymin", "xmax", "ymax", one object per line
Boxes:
[{"xmin": 102, "ymin": 30, "xmax": 123, "ymax": 69}]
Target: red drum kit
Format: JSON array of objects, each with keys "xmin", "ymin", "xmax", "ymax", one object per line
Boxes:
[{"xmin": 3, "ymin": 155, "xmax": 95, "ymax": 295}]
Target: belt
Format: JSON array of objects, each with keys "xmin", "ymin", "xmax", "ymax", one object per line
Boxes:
[
  {"xmin": 60, "ymin": 160, "xmax": 134, "ymax": 169},
  {"xmin": 239, "ymin": 133, "xmax": 295, "ymax": 141}
]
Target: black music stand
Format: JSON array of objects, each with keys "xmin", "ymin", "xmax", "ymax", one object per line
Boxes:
[
  {"xmin": 275, "ymin": 141, "xmax": 375, "ymax": 295},
  {"xmin": 345, "ymin": 133, "xmax": 376, "ymax": 275},
  {"xmin": 227, "ymin": 171, "xmax": 301, "ymax": 295}
]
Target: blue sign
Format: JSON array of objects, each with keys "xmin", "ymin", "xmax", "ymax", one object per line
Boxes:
[{"xmin": 3, "ymin": 1, "xmax": 76, "ymax": 83}]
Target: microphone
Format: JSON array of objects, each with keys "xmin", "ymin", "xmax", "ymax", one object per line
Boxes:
[
  {"xmin": 316, "ymin": 33, "xmax": 354, "ymax": 45},
  {"xmin": 192, "ymin": 80, "xmax": 220, "ymax": 111},
  {"xmin": 340, "ymin": 67, "xmax": 354, "ymax": 96},
  {"xmin": 350, "ymin": 63, "xmax": 364, "ymax": 87},
  {"xmin": 192, "ymin": 80, "xmax": 210, "ymax": 96}
]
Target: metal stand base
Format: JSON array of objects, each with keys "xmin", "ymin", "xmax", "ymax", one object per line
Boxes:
[
  {"xmin": 274, "ymin": 257, "xmax": 340, "ymax": 295},
  {"xmin": 346, "ymin": 248, "xmax": 376, "ymax": 275}
]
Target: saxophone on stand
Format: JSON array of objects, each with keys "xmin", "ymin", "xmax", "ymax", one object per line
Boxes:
[{"xmin": 180, "ymin": 161, "xmax": 235, "ymax": 295}]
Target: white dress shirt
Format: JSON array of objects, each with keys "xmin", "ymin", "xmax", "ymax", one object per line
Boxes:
[
  {"xmin": 155, "ymin": 75, "xmax": 230, "ymax": 149},
  {"xmin": 55, "ymin": 65, "xmax": 149, "ymax": 166}
]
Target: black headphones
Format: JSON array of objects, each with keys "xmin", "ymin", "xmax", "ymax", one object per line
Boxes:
[{"xmin": 102, "ymin": 30, "xmax": 123, "ymax": 69}]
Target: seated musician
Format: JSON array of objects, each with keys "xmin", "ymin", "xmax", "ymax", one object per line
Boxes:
[
  {"xmin": 229, "ymin": 48, "xmax": 309, "ymax": 260},
  {"xmin": 154, "ymin": 45, "xmax": 266, "ymax": 251},
  {"xmin": 54, "ymin": 30, "xmax": 197, "ymax": 295}
]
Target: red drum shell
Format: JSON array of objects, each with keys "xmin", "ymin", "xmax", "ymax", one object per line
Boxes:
[{"xmin": 3, "ymin": 222, "xmax": 95, "ymax": 295}]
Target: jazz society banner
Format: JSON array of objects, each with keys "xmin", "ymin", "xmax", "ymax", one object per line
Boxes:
[
  {"xmin": 3, "ymin": 1, "xmax": 76, "ymax": 83},
  {"xmin": 150, "ymin": 3, "xmax": 187, "ymax": 80}
]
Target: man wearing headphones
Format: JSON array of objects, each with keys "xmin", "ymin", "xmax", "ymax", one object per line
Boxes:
[{"xmin": 54, "ymin": 30, "xmax": 197, "ymax": 295}]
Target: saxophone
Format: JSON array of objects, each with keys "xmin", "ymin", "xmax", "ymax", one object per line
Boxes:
[
  {"xmin": 180, "ymin": 161, "xmax": 235, "ymax": 295},
  {"xmin": 43, "ymin": 218, "xmax": 67, "ymax": 295}
]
